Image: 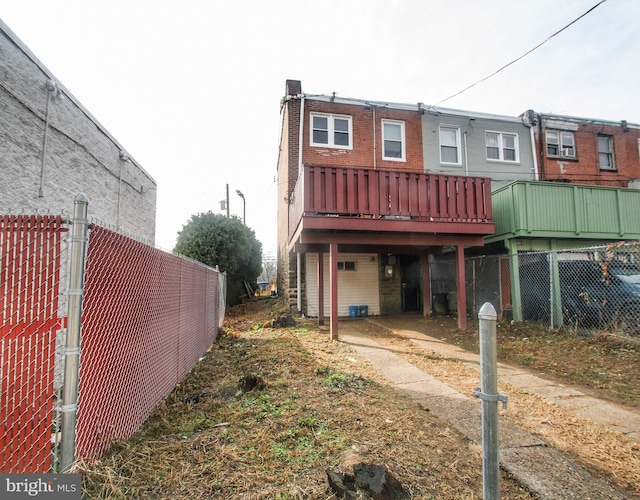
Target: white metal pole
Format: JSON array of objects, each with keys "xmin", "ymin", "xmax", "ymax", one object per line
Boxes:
[
  {"xmin": 474, "ymin": 302, "xmax": 508, "ymax": 499},
  {"xmin": 60, "ymin": 194, "xmax": 90, "ymax": 472}
]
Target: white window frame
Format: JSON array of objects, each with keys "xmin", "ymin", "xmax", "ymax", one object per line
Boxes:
[
  {"xmin": 598, "ymin": 135, "xmax": 615, "ymax": 170},
  {"xmin": 381, "ymin": 119, "xmax": 406, "ymax": 161},
  {"xmin": 546, "ymin": 130, "xmax": 576, "ymax": 159},
  {"xmin": 439, "ymin": 126, "xmax": 462, "ymax": 165},
  {"xmin": 310, "ymin": 113, "xmax": 353, "ymax": 149},
  {"xmin": 485, "ymin": 131, "xmax": 519, "ymax": 163}
]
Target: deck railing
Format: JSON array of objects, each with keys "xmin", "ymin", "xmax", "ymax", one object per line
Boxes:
[{"xmin": 289, "ymin": 165, "xmax": 493, "ymax": 236}]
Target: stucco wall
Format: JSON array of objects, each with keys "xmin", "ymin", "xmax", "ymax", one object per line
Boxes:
[{"xmin": 0, "ymin": 21, "xmax": 156, "ymax": 242}]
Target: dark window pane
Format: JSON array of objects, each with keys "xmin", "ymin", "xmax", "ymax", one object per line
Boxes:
[
  {"xmin": 313, "ymin": 130, "xmax": 328, "ymax": 144},
  {"xmin": 599, "ymin": 152, "xmax": 612, "ymax": 168},
  {"xmin": 504, "ymin": 149, "xmax": 516, "ymax": 161},
  {"xmin": 334, "ymin": 131, "xmax": 349, "ymax": 146},
  {"xmin": 487, "ymin": 147, "xmax": 499, "ymax": 159},
  {"xmin": 334, "ymin": 118, "xmax": 348, "ymax": 132},
  {"xmin": 442, "ymin": 146, "xmax": 458, "ymax": 163},
  {"xmin": 385, "ymin": 140, "xmax": 402, "ymax": 158},
  {"xmin": 313, "ymin": 116, "xmax": 328, "ymax": 130}
]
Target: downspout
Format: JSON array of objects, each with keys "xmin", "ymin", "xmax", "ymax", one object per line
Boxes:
[
  {"xmin": 298, "ymin": 95, "xmax": 305, "ymax": 173},
  {"xmin": 529, "ymin": 125, "xmax": 539, "ymax": 181},
  {"xmin": 372, "ymin": 105, "xmax": 377, "ymax": 169},
  {"xmin": 297, "ymin": 95, "xmax": 304, "ymax": 313},
  {"xmin": 537, "ymin": 113, "xmax": 545, "ymax": 181},
  {"xmin": 39, "ymin": 82, "xmax": 54, "ymax": 197},
  {"xmin": 463, "ymin": 130, "xmax": 469, "ymax": 177}
]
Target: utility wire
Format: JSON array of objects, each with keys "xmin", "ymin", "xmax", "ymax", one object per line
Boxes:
[{"xmin": 432, "ymin": 0, "xmax": 608, "ymax": 107}]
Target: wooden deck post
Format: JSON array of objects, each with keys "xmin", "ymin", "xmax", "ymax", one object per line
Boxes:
[
  {"xmin": 456, "ymin": 245, "xmax": 467, "ymax": 330},
  {"xmin": 421, "ymin": 253, "xmax": 431, "ymax": 317},
  {"xmin": 317, "ymin": 251, "xmax": 324, "ymax": 325},
  {"xmin": 329, "ymin": 243, "xmax": 338, "ymax": 340}
]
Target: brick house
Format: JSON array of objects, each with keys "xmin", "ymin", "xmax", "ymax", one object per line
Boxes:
[
  {"xmin": 526, "ymin": 111, "xmax": 640, "ymax": 188},
  {"xmin": 277, "ymin": 80, "xmax": 495, "ymax": 336},
  {"xmin": 0, "ymin": 20, "xmax": 157, "ymax": 242}
]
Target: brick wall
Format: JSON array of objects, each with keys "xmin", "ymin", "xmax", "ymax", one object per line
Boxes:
[
  {"xmin": 0, "ymin": 22, "xmax": 156, "ymax": 242},
  {"xmin": 536, "ymin": 116, "xmax": 640, "ymax": 187},
  {"xmin": 276, "ymin": 80, "xmax": 302, "ymax": 305},
  {"xmin": 303, "ymin": 100, "xmax": 424, "ymax": 171}
]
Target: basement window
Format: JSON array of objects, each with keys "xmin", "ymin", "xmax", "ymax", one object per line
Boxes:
[{"xmin": 337, "ymin": 261, "xmax": 356, "ymax": 271}]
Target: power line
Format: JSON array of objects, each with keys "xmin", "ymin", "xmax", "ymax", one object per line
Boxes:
[{"xmin": 432, "ymin": 0, "xmax": 608, "ymax": 108}]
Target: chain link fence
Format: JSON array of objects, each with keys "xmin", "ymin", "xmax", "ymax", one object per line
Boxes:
[
  {"xmin": 517, "ymin": 243, "xmax": 640, "ymax": 335},
  {"xmin": 1, "ymin": 215, "xmax": 67, "ymax": 473},
  {"xmin": 2, "ymin": 209, "xmax": 226, "ymax": 473},
  {"xmin": 432, "ymin": 242, "xmax": 640, "ymax": 337}
]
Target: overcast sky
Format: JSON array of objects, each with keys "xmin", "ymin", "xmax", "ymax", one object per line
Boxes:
[{"xmin": 2, "ymin": 0, "xmax": 638, "ymax": 256}]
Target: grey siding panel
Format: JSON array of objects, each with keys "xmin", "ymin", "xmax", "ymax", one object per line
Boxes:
[{"xmin": 422, "ymin": 113, "xmax": 536, "ymax": 188}]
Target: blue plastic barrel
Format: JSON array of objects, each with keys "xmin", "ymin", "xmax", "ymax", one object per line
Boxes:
[{"xmin": 349, "ymin": 306, "xmax": 358, "ymax": 318}]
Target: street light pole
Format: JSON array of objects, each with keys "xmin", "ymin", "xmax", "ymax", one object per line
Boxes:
[{"xmin": 236, "ymin": 189, "xmax": 245, "ymax": 225}]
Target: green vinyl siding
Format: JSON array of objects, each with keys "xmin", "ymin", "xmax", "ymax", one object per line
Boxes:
[{"xmin": 487, "ymin": 181, "xmax": 640, "ymax": 244}]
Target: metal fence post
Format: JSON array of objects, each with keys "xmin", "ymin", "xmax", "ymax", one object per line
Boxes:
[
  {"xmin": 60, "ymin": 194, "xmax": 89, "ymax": 472},
  {"xmin": 473, "ymin": 302, "xmax": 508, "ymax": 500}
]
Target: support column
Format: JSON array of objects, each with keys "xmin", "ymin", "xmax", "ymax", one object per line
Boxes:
[
  {"xmin": 506, "ymin": 239, "xmax": 522, "ymax": 322},
  {"xmin": 317, "ymin": 251, "xmax": 324, "ymax": 325},
  {"xmin": 329, "ymin": 243, "xmax": 338, "ymax": 340},
  {"xmin": 455, "ymin": 245, "xmax": 467, "ymax": 330},
  {"xmin": 421, "ymin": 254, "xmax": 431, "ymax": 317},
  {"xmin": 296, "ymin": 253, "xmax": 302, "ymax": 313}
]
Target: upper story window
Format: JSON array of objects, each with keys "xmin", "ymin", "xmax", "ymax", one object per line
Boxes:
[
  {"xmin": 439, "ymin": 126, "xmax": 461, "ymax": 165},
  {"xmin": 486, "ymin": 131, "xmax": 519, "ymax": 162},
  {"xmin": 310, "ymin": 113, "xmax": 352, "ymax": 149},
  {"xmin": 598, "ymin": 135, "xmax": 615, "ymax": 170},
  {"xmin": 382, "ymin": 120, "xmax": 405, "ymax": 161},
  {"xmin": 546, "ymin": 130, "xmax": 575, "ymax": 158}
]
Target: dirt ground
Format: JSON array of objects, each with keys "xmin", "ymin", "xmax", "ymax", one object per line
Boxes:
[{"xmin": 79, "ymin": 298, "xmax": 640, "ymax": 499}]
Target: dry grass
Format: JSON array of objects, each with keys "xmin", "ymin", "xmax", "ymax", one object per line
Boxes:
[
  {"xmin": 363, "ymin": 321, "xmax": 640, "ymax": 496},
  {"xmin": 78, "ymin": 298, "xmax": 534, "ymax": 499}
]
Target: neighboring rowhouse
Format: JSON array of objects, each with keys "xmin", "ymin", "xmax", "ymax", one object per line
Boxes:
[
  {"xmin": 482, "ymin": 112, "xmax": 640, "ymax": 324},
  {"xmin": 0, "ymin": 20, "xmax": 156, "ymax": 241},
  {"xmin": 526, "ymin": 111, "xmax": 640, "ymax": 188},
  {"xmin": 277, "ymin": 80, "xmax": 495, "ymax": 336}
]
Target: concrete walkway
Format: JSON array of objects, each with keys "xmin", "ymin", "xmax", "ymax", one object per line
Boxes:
[{"xmin": 337, "ymin": 318, "xmax": 639, "ymax": 500}]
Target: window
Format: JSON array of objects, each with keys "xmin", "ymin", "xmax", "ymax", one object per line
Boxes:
[
  {"xmin": 439, "ymin": 126, "xmax": 461, "ymax": 164},
  {"xmin": 598, "ymin": 135, "xmax": 615, "ymax": 169},
  {"xmin": 485, "ymin": 132, "xmax": 519, "ymax": 162},
  {"xmin": 546, "ymin": 130, "xmax": 575, "ymax": 158},
  {"xmin": 337, "ymin": 261, "xmax": 356, "ymax": 271},
  {"xmin": 310, "ymin": 113, "xmax": 352, "ymax": 148},
  {"xmin": 382, "ymin": 120, "xmax": 405, "ymax": 161}
]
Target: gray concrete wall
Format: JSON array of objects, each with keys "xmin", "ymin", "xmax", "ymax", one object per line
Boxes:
[
  {"xmin": 422, "ymin": 110, "xmax": 537, "ymax": 191},
  {"xmin": 0, "ymin": 21, "xmax": 156, "ymax": 242}
]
